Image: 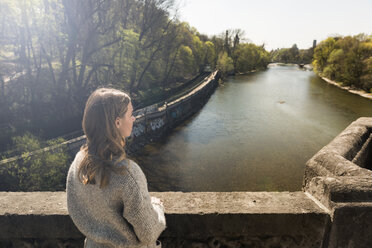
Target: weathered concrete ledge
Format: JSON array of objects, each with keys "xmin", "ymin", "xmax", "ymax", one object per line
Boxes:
[
  {"xmin": 303, "ymin": 117, "xmax": 372, "ymax": 248},
  {"xmin": 303, "ymin": 117, "xmax": 372, "ymax": 193},
  {"xmin": 0, "ymin": 191, "xmax": 329, "ymax": 247}
]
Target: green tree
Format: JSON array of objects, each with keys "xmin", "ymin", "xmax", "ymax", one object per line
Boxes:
[
  {"xmin": 0, "ymin": 133, "xmax": 71, "ymax": 191},
  {"xmin": 216, "ymin": 51, "xmax": 234, "ymax": 78},
  {"xmin": 313, "ymin": 37, "xmax": 336, "ymax": 72},
  {"xmin": 204, "ymin": 41, "xmax": 216, "ymax": 68},
  {"xmin": 323, "ymin": 48, "xmax": 345, "ymax": 80},
  {"xmin": 289, "ymin": 44, "xmax": 300, "ymax": 63},
  {"xmin": 313, "ymin": 34, "xmax": 372, "ymax": 91},
  {"xmin": 235, "ymin": 43, "xmax": 270, "ymax": 73}
]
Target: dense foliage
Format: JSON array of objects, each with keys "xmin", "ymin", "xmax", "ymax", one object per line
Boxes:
[
  {"xmin": 0, "ymin": 0, "xmax": 208, "ymax": 150},
  {"xmin": 270, "ymin": 44, "xmax": 314, "ymax": 64},
  {"xmin": 0, "ymin": 133, "xmax": 71, "ymax": 191},
  {"xmin": 215, "ymin": 29, "xmax": 270, "ymax": 78},
  {"xmin": 312, "ymin": 34, "xmax": 372, "ymax": 92}
]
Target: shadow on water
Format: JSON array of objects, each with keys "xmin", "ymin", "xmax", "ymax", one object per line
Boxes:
[{"xmin": 135, "ymin": 65, "xmax": 372, "ymax": 192}]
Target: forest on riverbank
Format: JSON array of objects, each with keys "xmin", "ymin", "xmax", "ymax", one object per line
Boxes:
[
  {"xmin": 0, "ymin": 0, "xmax": 270, "ymax": 154},
  {"xmin": 312, "ymin": 34, "xmax": 372, "ymax": 93},
  {"xmin": 270, "ymin": 44, "xmax": 314, "ymax": 64},
  {"xmin": 270, "ymin": 34, "xmax": 372, "ymax": 95}
]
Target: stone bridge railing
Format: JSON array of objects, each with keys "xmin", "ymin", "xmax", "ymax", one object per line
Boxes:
[
  {"xmin": 303, "ymin": 117, "xmax": 372, "ymax": 248},
  {"xmin": 0, "ymin": 191, "xmax": 329, "ymax": 248},
  {"xmin": 0, "ymin": 120, "xmax": 371, "ymax": 247}
]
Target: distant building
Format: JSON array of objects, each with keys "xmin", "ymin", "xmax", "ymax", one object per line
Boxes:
[{"xmin": 313, "ymin": 40, "xmax": 317, "ymax": 48}]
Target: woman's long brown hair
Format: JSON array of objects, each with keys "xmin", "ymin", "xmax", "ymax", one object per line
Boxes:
[{"xmin": 78, "ymin": 88, "xmax": 131, "ymax": 188}]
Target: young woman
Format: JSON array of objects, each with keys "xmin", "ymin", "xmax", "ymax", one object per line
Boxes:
[{"xmin": 66, "ymin": 88, "xmax": 166, "ymax": 248}]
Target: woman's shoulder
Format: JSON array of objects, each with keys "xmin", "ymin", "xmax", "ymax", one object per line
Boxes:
[
  {"xmin": 113, "ymin": 159, "xmax": 146, "ymax": 182},
  {"xmin": 75, "ymin": 150, "xmax": 86, "ymax": 162},
  {"xmin": 115, "ymin": 158, "xmax": 142, "ymax": 174},
  {"xmin": 68, "ymin": 150, "xmax": 86, "ymax": 174}
]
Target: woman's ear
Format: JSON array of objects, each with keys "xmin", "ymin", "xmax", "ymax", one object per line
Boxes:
[{"xmin": 115, "ymin": 117, "xmax": 121, "ymax": 129}]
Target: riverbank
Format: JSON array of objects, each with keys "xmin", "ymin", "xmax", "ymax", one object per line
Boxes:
[
  {"xmin": 236, "ymin": 69, "xmax": 258, "ymax": 75},
  {"xmin": 267, "ymin": 63, "xmax": 371, "ymax": 100},
  {"xmin": 269, "ymin": 63, "xmax": 313, "ymax": 71},
  {"xmin": 321, "ymin": 76, "xmax": 372, "ymax": 101},
  {"xmin": 234, "ymin": 65, "xmax": 272, "ymax": 76}
]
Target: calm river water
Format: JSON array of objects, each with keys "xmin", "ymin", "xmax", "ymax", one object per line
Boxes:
[{"xmin": 134, "ymin": 64, "xmax": 372, "ymax": 192}]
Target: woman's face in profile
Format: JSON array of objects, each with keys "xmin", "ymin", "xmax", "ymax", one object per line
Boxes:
[{"xmin": 115, "ymin": 102, "xmax": 135, "ymax": 138}]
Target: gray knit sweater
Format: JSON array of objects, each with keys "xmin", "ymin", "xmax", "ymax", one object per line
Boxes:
[{"xmin": 66, "ymin": 151, "xmax": 166, "ymax": 248}]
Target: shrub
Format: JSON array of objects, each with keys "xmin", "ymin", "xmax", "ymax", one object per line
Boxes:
[
  {"xmin": 0, "ymin": 133, "xmax": 71, "ymax": 191},
  {"xmin": 217, "ymin": 52, "xmax": 234, "ymax": 78}
]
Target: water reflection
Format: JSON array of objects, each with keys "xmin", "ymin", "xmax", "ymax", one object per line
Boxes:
[{"xmin": 133, "ymin": 65, "xmax": 372, "ymax": 192}]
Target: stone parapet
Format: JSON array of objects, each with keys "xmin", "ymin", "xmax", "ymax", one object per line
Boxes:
[
  {"xmin": 0, "ymin": 191, "xmax": 329, "ymax": 248},
  {"xmin": 303, "ymin": 117, "xmax": 372, "ymax": 204},
  {"xmin": 303, "ymin": 117, "xmax": 372, "ymax": 183},
  {"xmin": 303, "ymin": 117, "xmax": 372, "ymax": 248}
]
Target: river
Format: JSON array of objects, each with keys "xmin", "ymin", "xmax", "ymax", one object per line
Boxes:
[{"xmin": 134, "ymin": 64, "xmax": 372, "ymax": 192}]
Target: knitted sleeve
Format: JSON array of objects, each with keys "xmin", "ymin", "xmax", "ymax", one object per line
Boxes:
[{"xmin": 122, "ymin": 161, "xmax": 166, "ymax": 245}]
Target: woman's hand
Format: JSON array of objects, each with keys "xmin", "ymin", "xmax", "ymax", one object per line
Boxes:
[{"xmin": 151, "ymin": 196, "xmax": 164, "ymax": 207}]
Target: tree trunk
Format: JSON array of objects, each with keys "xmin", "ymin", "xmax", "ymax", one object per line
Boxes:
[
  {"xmin": 0, "ymin": 74, "xmax": 4, "ymax": 100},
  {"xmin": 163, "ymin": 47, "xmax": 179, "ymax": 91},
  {"xmin": 136, "ymin": 43, "xmax": 162, "ymax": 90},
  {"xmin": 39, "ymin": 42, "xmax": 57, "ymax": 86}
]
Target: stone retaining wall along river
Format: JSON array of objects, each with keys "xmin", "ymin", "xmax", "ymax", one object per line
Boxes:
[
  {"xmin": 0, "ymin": 70, "xmax": 220, "ymax": 167},
  {"xmin": 128, "ymin": 70, "xmax": 220, "ymax": 153}
]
